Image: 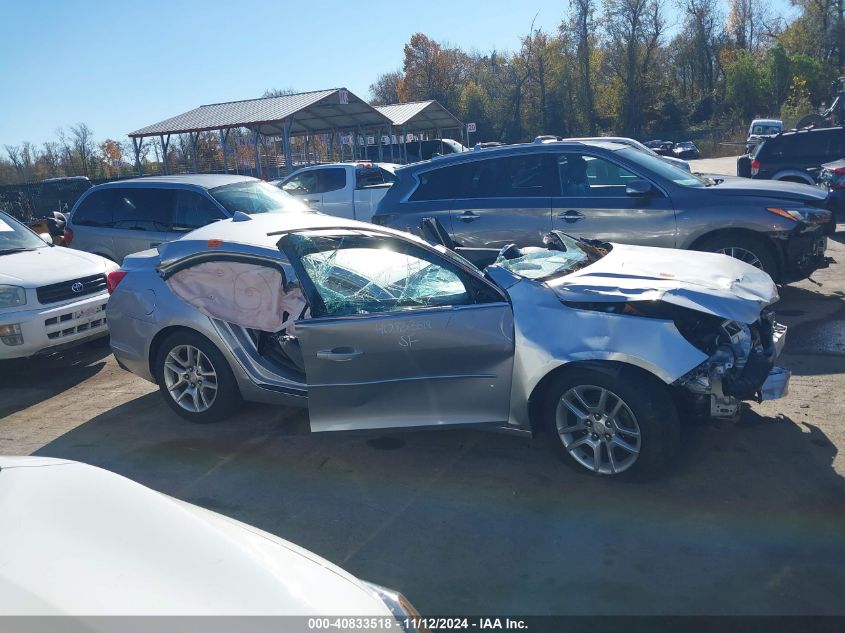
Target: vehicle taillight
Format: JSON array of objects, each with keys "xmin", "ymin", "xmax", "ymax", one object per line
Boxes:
[
  {"xmin": 833, "ymin": 166, "xmax": 845, "ymax": 176},
  {"xmin": 64, "ymin": 227, "xmax": 74, "ymax": 246},
  {"xmin": 107, "ymin": 270, "xmax": 128, "ymax": 294},
  {"xmin": 751, "ymin": 159, "xmax": 760, "ymax": 176}
]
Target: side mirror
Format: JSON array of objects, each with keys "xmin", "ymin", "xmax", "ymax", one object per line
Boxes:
[
  {"xmin": 626, "ymin": 180, "xmax": 653, "ymax": 197},
  {"xmin": 39, "ymin": 232, "xmax": 53, "ymax": 244}
]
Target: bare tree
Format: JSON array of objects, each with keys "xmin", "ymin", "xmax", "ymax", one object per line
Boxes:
[
  {"xmin": 4, "ymin": 145, "xmax": 22, "ymax": 178},
  {"xmin": 70, "ymin": 123, "xmax": 95, "ymax": 177}
]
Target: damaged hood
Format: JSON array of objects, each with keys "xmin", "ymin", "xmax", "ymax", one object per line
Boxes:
[
  {"xmin": 707, "ymin": 178, "xmax": 828, "ymax": 204},
  {"xmin": 544, "ymin": 243, "xmax": 779, "ymax": 323}
]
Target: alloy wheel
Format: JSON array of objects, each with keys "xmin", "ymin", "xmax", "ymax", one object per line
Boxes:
[
  {"xmin": 717, "ymin": 246, "xmax": 763, "ymax": 270},
  {"xmin": 163, "ymin": 345, "xmax": 219, "ymax": 413},
  {"xmin": 555, "ymin": 385, "xmax": 642, "ymax": 475}
]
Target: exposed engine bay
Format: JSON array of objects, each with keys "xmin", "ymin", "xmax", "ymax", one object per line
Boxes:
[{"xmin": 561, "ymin": 299, "xmax": 789, "ymax": 418}]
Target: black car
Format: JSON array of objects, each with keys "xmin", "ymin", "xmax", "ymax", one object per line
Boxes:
[
  {"xmin": 645, "ymin": 140, "xmax": 674, "ymax": 156},
  {"xmin": 737, "ymin": 127, "xmax": 845, "ymax": 184},
  {"xmin": 372, "ymin": 139, "xmax": 831, "ymax": 283},
  {"xmin": 35, "ymin": 176, "xmax": 92, "ymax": 215},
  {"xmin": 672, "ymin": 141, "xmax": 700, "ymax": 160}
]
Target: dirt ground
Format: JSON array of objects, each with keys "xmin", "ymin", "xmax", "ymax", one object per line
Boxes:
[{"xmin": 1, "ymin": 232, "xmax": 844, "ymax": 616}]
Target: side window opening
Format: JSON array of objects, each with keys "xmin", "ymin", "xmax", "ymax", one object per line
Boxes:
[
  {"xmin": 557, "ymin": 154, "xmax": 637, "ymax": 197},
  {"xmin": 112, "ymin": 188, "xmax": 173, "ymax": 231},
  {"xmin": 166, "ymin": 260, "xmax": 309, "ymax": 335},
  {"xmin": 72, "ymin": 190, "xmax": 115, "ymax": 227},
  {"xmin": 462, "ymin": 155, "xmax": 554, "ymax": 198},
  {"xmin": 172, "ymin": 190, "xmax": 225, "ymax": 231},
  {"xmin": 166, "ymin": 260, "xmax": 312, "ymax": 377},
  {"xmin": 283, "ymin": 172, "xmax": 318, "ymax": 194},
  {"xmin": 318, "ymin": 168, "xmax": 347, "ymax": 193}
]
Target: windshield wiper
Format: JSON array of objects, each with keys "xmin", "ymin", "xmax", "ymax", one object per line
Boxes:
[{"xmin": 0, "ymin": 248, "xmax": 33, "ymax": 255}]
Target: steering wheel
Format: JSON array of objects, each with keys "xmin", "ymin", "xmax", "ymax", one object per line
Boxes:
[{"xmin": 497, "ymin": 243, "xmax": 523, "ymax": 260}]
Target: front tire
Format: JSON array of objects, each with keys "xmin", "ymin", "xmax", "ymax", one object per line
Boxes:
[
  {"xmin": 695, "ymin": 234, "xmax": 777, "ymax": 280},
  {"xmin": 543, "ymin": 366, "xmax": 680, "ymax": 480},
  {"xmin": 155, "ymin": 330, "xmax": 242, "ymax": 423}
]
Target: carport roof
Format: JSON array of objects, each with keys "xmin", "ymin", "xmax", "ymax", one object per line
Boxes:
[
  {"xmin": 128, "ymin": 88, "xmax": 392, "ymax": 138},
  {"xmin": 374, "ymin": 101, "xmax": 463, "ymax": 131}
]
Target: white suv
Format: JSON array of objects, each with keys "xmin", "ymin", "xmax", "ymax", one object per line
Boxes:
[{"xmin": 0, "ymin": 211, "xmax": 118, "ymax": 359}]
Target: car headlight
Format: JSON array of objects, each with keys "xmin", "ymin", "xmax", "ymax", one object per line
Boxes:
[
  {"xmin": 766, "ymin": 207, "xmax": 809, "ymax": 222},
  {"xmin": 0, "ymin": 285, "xmax": 26, "ymax": 308},
  {"xmin": 362, "ymin": 581, "xmax": 424, "ymax": 632}
]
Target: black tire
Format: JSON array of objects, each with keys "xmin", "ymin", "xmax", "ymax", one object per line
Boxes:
[
  {"xmin": 154, "ymin": 330, "xmax": 242, "ymax": 423},
  {"xmin": 542, "ymin": 366, "xmax": 680, "ymax": 480},
  {"xmin": 695, "ymin": 233, "xmax": 777, "ymax": 280}
]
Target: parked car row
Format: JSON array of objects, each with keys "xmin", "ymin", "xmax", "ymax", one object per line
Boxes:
[{"xmin": 643, "ymin": 139, "xmax": 700, "ymax": 160}]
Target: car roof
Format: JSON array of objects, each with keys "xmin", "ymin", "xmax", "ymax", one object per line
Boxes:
[
  {"xmin": 751, "ymin": 119, "xmax": 782, "ymax": 125},
  {"xmin": 395, "ymin": 139, "xmax": 627, "ymax": 172},
  {"xmin": 771, "ymin": 126, "xmax": 843, "ymax": 139},
  {"xmin": 94, "ymin": 174, "xmax": 257, "ymax": 189},
  {"xmin": 161, "ymin": 211, "xmax": 417, "ymax": 254}
]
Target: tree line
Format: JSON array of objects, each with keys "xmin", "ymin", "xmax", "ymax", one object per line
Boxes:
[
  {"xmin": 2, "ymin": 0, "xmax": 843, "ymax": 188},
  {"xmin": 372, "ymin": 0, "xmax": 842, "ymax": 143}
]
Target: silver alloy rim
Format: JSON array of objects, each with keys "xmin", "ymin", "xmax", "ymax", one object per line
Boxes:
[
  {"xmin": 163, "ymin": 345, "xmax": 218, "ymax": 413},
  {"xmin": 717, "ymin": 247, "xmax": 763, "ymax": 269},
  {"xmin": 555, "ymin": 385, "xmax": 642, "ymax": 475}
]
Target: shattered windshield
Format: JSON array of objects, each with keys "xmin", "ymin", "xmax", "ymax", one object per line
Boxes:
[
  {"xmin": 292, "ymin": 234, "xmax": 470, "ymax": 316},
  {"xmin": 495, "ymin": 233, "xmax": 607, "ymax": 281}
]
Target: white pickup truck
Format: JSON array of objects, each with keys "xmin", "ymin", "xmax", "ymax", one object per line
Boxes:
[{"xmin": 274, "ymin": 162, "xmax": 399, "ymax": 222}]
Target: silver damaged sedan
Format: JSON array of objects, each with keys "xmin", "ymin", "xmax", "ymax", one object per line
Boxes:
[{"xmin": 106, "ymin": 213, "xmax": 790, "ymax": 479}]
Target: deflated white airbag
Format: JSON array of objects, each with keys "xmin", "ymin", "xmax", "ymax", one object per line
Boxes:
[{"xmin": 167, "ymin": 261, "xmax": 307, "ymax": 334}]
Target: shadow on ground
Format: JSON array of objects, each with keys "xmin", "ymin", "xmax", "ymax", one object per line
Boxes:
[
  {"xmin": 0, "ymin": 339, "xmax": 111, "ymax": 417},
  {"xmin": 33, "ymin": 391, "xmax": 845, "ymax": 616}
]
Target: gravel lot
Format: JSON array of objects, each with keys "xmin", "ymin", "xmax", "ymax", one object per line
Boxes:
[
  {"xmin": 689, "ymin": 155, "xmax": 740, "ymax": 176},
  {"xmin": 1, "ymin": 233, "xmax": 844, "ymax": 616}
]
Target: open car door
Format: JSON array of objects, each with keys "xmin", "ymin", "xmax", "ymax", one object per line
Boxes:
[{"xmin": 279, "ymin": 230, "xmax": 515, "ymax": 432}]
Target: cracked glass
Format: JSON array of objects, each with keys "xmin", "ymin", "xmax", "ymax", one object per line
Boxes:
[{"xmin": 292, "ymin": 234, "xmax": 469, "ymax": 317}]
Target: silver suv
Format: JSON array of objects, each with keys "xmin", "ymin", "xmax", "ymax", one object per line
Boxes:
[
  {"xmin": 66, "ymin": 175, "xmax": 308, "ymax": 262},
  {"xmin": 372, "ymin": 139, "xmax": 832, "ymax": 283}
]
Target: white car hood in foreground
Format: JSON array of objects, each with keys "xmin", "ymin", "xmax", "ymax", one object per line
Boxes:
[
  {"xmin": 0, "ymin": 246, "xmax": 113, "ymax": 287},
  {"xmin": 0, "ymin": 457, "xmax": 390, "ymax": 615},
  {"xmin": 545, "ymin": 243, "xmax": 779, "ymax": 324}
]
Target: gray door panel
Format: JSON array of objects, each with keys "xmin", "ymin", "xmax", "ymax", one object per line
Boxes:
[
  {"xmin": 296, "ymin": 304, "xmax": 515, "ymax": 432},
  {"xmin": 551, "ymin": 196, "xmax": 677, "ymax": 247},
  {"xmin": 449, "ymin": 198, "xmax": 552, "ymax": 248}
]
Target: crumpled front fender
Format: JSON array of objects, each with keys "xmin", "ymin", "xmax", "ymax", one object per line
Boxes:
[{"xmin": 505, "ymin": 278, "xmax": 708, "ymax": 429}]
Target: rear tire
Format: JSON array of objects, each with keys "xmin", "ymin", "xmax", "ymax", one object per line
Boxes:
[
  {"xmin": 154, "ymin": 330, "xmax": 242, "ymax": 423},
  {"xmin": 695, "ymin": 234, "xmax": 777, "ymax": 280},
  {"xmin": 542, "ymin": 366, "xmax": 680, "ymax": 480}
]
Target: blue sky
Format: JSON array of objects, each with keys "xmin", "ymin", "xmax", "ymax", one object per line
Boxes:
[{"xmin": 0, "ymin": 0, "xmax": 797, "ymax": 147}]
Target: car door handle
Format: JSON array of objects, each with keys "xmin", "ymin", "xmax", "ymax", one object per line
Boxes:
[
  {"xmin": 458, "ymin": 211, "xmax": 480, "ymax": 222},
  {"xmin": 557, "ymin": 210, "xmax": 585, "ymax": 222},
  {"xmin": 303, "ymin": 198, "xmax": 320, "ymax": 204},
  {"xmin": 316, "ymin": 347, "xmax": 363, "ymax": 361}
]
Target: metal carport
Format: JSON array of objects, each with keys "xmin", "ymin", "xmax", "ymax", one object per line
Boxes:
[
  {"xmin": 127, "ymin": 88, "xmax": 393, "ymax": 178},
  {"xmin": 374, "ymin": 100, "xmax": 464, "ymax": 162}
]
